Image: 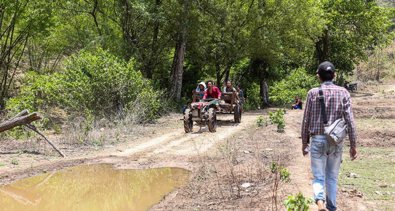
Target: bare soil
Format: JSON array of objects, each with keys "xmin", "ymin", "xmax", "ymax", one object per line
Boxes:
[{"xmin": 1, "ymin": 82, "xmax": 394, "ymax": 210}]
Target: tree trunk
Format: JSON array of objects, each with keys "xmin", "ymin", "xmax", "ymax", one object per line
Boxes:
[
  {"xmin": 90, "ymin": 0, "xmax": 102, "ymax": 36},
  {"xmin": 315, "ymin": 28, "xmax": 330, "ymax": 63},
  {"xmin": 215, "ymin": 62, "xmax": 232, "ymax": 88},
  {"xmin": 144, "ymin": 0, "xmax": 161, "ymax": 79},
  {"xmin": 224, "ymin": 64, "xmax": 231, "ymax": 83},
  {"xmin": 251, "ymin": 59, "xmax": 270, "ymax": 108},
  {"xmin": 170, "ymin": 0, "xmax": 189, "ymax": 101},
  {"xmin": 260, "ymin": 80, "xmax": 269, "ymax": 107},
  {"xmin": 215, "ymin": 62, "xmax": 221, "ymax": 87}
]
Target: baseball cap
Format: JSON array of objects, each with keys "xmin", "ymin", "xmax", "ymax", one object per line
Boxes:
[{"xmin": 317, "ymin": 61, "xmax": 335, "ymax": 74}]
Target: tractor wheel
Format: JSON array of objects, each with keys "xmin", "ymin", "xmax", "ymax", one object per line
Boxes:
[
  {"xmin": 184, "ymin": 109, "xmax": 193, "ymax": 133},
  {"xmin": 207, "ymin": 108, "xmax": 217, "ymax": 132},
  {"xmin": 234, "ymin": 104, "xmax": 241, "ymax": 123}
]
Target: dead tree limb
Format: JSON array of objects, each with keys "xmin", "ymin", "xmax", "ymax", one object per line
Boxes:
[
  {"xmin": 0, "ymin": 110, "xmax": 65, "ymax": 157},
  {"xmin": 0, "ymin": 111, "xmax": 41, "ymax": 132},
  {"xmin": 25, "ymin": 124, "xmax": 65, "ymax": 158}
]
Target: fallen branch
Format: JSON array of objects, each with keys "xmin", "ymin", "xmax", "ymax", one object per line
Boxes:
[
  {"xmin": 0, "ymin": 110, "xmax": 41, "ymax": 133},
  {"xmin": 25, "ymin": 124, "xmax": 66, "ymax": 158},
  {"xmin": 0, "ymin": 110, "xmax": 65, "ymax": 157}
]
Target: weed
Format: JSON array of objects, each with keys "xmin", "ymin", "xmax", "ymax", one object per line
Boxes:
[
  {"xmin": 269, "ymin": 109, "xmax": 285, "ymax": 132},
  {"xmin": 271, "ymin": 161, "xmax": 291, "ymax": 210},
  {"xmin": 284, "ymin": 192, "xmax": 314, "ymax": 211},
  {"xmin": 0, "ymin": 163, "xmax": 4, "ymax": 167},
  {"xmin": 11, "ymin": 158, "xmax": 19, "ymax": 165},
  {"xmin": 256, "ymin": 115, "xmax": 268, "ymax": 127}
]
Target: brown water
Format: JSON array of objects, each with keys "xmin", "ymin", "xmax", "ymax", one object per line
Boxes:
[{"xmin": 0, "ymin": 164, "xmax": 190, "ymax": 211}]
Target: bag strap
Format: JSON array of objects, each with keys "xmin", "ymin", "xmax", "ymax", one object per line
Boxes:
[{"xmin": 318, "ymin": 87, "xmax": 328, "ymax": 125}]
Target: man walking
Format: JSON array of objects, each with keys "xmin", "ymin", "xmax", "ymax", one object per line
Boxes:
[{"xmin": 301, "ymin": 61, "xmax": 358, "ymax": 211}]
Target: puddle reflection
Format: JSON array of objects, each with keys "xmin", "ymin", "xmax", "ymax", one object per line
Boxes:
[{"xmin": 0, "ymin": 164, "xmax": 189, "ymax": 211}]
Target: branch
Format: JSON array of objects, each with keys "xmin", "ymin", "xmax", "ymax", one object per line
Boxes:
[
  {"xmin": 0, "ymin": 111, "xmax": 41, "ymax": 132},
  {"xmin": 0, "ymin": 110, "xmax": 66, "ymax": 157},
  {"xmin": 25, "ymin": 124, "xmax": 66, "ymax": 158}
]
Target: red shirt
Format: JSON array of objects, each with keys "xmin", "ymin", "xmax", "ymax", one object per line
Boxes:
[{"xmin": 204, "ymin": 86, "xmax": 222, "ymax": 99}]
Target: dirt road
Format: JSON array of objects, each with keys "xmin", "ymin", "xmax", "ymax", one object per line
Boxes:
[
  {"xmin": 1, "ymin": 82, "xmax": 393, "ymax": 210},
  {"xmin": 0, "ymin": 112, "xmax": 261, "ymax": 183}
]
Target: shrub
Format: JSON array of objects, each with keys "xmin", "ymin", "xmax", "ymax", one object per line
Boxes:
[
  {"xmin": 271, "ymin": 162, "xmax": 291, "ymax": 210},
  {"xmin": 270, "ymin": 68, "xmax": 318, "ymax": 107},
  {"xmin": 7, "ymin": 49, "xmax": 161, "ymax": 123},
  {"xmin": 269, "ymin": 109, "xmax": 285, "ymax": 132},
  {"xmin": 244, "ymin": 82, "xmax": 261, "ymax": 110},
  {"xmin": 284, "ymin": 192, "xmax": 314, "ymax": 211}
]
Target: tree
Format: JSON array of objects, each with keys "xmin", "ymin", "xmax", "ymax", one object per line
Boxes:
[
  {"xmin": 247, "ymin": 0, "xmax": 324, "ymax": 107},
  {"xmin": 0, "ymin": 0, "xmax": 52, "ymax": 109},
  {"xmin": 169, "ymin": 0, "xmax": 191, "ymax": 101},
  {"xmin": 314, "ymin": 0, "xmax": 394, "ymax": 79}
]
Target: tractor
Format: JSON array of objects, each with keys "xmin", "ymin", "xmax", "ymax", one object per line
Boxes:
[{"xmin": 183, "ymin": 92, "xmax": 242, "ymax": 133}]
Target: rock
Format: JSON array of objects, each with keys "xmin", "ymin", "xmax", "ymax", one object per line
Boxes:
[
  {"xmin": 347, "ymin": 172, "xmax": 359, "ymax": 178},
  {"xmin": 243, "ymin": 150, "xmax": 251, "ymax": 154},
  {"xmin": 241, "ymin": 182, "xmax": 253, "ymax": 188},
  {"xmin": 375, "ymin": 191, "xmax": 382, "ymax": 195},
  {"xmin": 379, "ymin": 184, "xmax": 388, "ymax": 188},
  {"xmin": 264, "ymin": 148, "xmax": 273, "ymax": 151},
  {"xmin": 100, "ymin": 128, "xmax": 105, "ymax": 131}
]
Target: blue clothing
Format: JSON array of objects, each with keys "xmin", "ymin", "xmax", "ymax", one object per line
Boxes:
[
  {"xmin": 292, "ymin": 104, "xmax": 302, "ymax": 110},
  {"xmin": 196, "ymin": 86, "xmax": 206, "ymax": 98},
  {"xmin": 310, "ymin": 135, "xmax": 343, "ymax": 211}
]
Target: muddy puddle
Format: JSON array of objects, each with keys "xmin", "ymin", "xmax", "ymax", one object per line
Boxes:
[{"xmin": 0, "ymin": 164, "xmax": 190, "ymax": 211}]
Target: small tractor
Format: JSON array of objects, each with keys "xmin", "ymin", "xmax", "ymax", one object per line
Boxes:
[{"xmin": 183, "ymin": 92, "xmax": 242, "ymax": 133}]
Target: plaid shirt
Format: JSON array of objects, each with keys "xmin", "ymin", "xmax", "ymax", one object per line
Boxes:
[{"xmin": 301, "ymin": 81, "xmax": 356, "ymax": 148}]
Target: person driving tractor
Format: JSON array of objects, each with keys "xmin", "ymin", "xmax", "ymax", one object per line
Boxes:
[
  {"xmin": 203, "ymin": 80, "xmax": 221, "ymax": 110},
  {"xmin": 203, "ymin": 80, "xmax": 221, "ymax": 99}
]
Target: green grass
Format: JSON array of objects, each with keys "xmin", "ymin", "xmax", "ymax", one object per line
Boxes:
[
  {"xmin": 0, "ymin": 163, "xmax": 4, "ymax": 167},
  {"xmin": 11, "ymin": 158, "xmax": 19, "ymax": 165},
  {"xmin": 339, "ymin": 147, "xmax": 395, "ymax": 201}
]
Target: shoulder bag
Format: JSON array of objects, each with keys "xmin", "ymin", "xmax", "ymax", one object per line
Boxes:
[{"xmin": 319, "ymin": 87, "xmax": 348, "ymax": 145}]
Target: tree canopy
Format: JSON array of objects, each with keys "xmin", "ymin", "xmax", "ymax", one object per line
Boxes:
[{"xmin": 0, "ymin": 0, "xmax": 393, "ymax": 117}]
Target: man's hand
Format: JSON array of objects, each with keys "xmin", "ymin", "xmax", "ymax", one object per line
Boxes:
[
  {"xmin": 350, "ymin": 147, "xmax": 357, "ymax": 160},
  {"xmin": 302, "ymin": 144, "xmax": 309, "ymax": 156}
]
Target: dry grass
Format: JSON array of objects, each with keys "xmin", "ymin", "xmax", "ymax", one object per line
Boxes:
[{"xmin": 155, "ymin": 121, "xmax": 294, "ymax": 210}]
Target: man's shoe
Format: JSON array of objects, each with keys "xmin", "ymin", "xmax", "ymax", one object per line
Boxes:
[{"xmin": 317, "ymin": 200, "xmax": 327, "ymax": 211}]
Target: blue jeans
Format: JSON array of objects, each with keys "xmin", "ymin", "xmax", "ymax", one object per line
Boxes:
[{"xmin": 310, "ymin": 135, "xmax": 343, "ymax": 211}]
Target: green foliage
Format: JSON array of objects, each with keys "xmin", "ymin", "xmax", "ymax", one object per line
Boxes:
[
  {"xmin": 270, "ymin": 68, "xmax": 318, "ymax": 106},
  {"xmin": 2, "ymin": 0, "xmax": 394, "ymax": 124},
  {"xmin": 244, "ymin": 83, "xmax": 261, "ymax": 110},
  {"xmin": 318, "ymin": 0, "xmax": 394, "ymax": 76},
  {"xmin": 269, "ymin": 109, "xmax": 286, "ymax": 132},
  {"xmin": 256, "ymin": 116, "xmax": 267, "ymax": 127},
  {"xmin": 284, "ymin": 192, "xmax": 314, "ymax": 211},
  {"xmin": 271, "ymin": 162, "xmax": 291, "ymax": 182},
  {"xmin": 11, "ymin": 158, "xmax": 19, "ymax": 165},
  {"xmin": 7, "ymin": 49, "xmax": 161, "ymax": 123}
]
